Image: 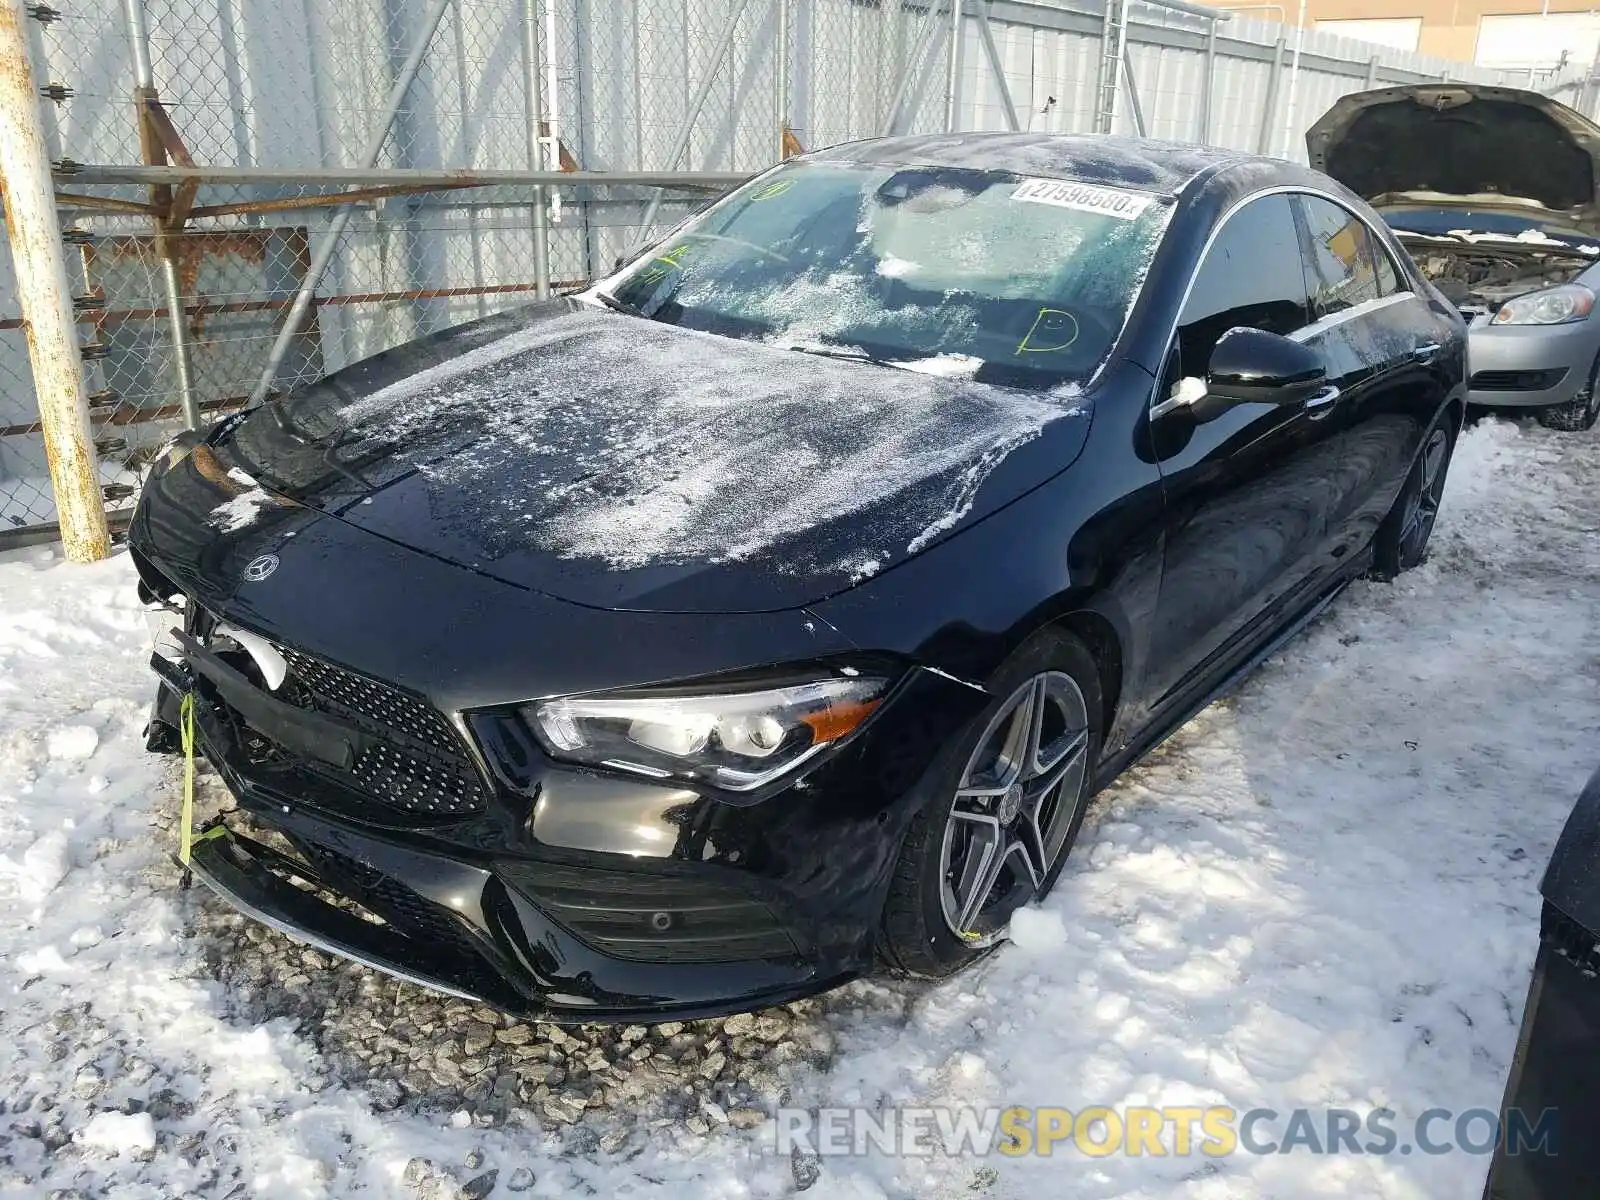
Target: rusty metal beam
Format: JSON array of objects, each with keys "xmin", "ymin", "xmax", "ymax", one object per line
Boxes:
[
  {"xmin": 167, "ymin": 176, "xmax": 199, "ymax": 226},
  {"xmin": 0, "ymin": 393, "xmax": 245, "ymax": 439},
  {"xmin": 139, "ymin": 92, "xmax": 193, "ymax": 168},
  {"xmin": 52, "ymin": 190, "xmax": 161, "ymax": 215},
  {"xmin": 188, "ymin": 181, "xmax": 484, "ymax": 220},
  {"xmin": 1, "ymin": 279, "xmax": 589, "ymax": 336},
  {"xmin": 84, "ymin": 280, "xmax": 587, "ymax": 326}
]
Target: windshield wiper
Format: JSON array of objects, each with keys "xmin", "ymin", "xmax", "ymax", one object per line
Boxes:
[
  {"xmin": 589, "ymin": 289, "xmax": 643, "ymax": 316},
  {"xmin": 784, "ymin": 344, "xmax": 889, "ymax": 366}
]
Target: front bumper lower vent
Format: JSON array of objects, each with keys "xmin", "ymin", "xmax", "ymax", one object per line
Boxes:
[{"xmin": 497, "ymin": 859, "xmax": 800, "ymax": 964}]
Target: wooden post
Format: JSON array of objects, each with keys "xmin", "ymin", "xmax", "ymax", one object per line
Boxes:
[{"xmin": 0, "ymin": 0, "xmax": 110, "ymax": 562}]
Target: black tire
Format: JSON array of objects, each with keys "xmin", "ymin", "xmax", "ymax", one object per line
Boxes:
[
  {"xmin": 1536, "ymin": 352, "xmax": 1600, "ymax": 432},
  {"xmin": 878, "ymin": 629, "xmax": 1103, "ymax": 978},
  {"xmin": 1370, "ymin": 410, "xmax": 1456, "ymax": 581}
]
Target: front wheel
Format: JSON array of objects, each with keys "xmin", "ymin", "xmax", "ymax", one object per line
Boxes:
[
  {"xmin": 878, "ymin": 630, "xmax": 1102, "ymax": 978},
  {"xmin": 1370, "ymin": 413, "xmax": 1455, "ymax": 581},
  {"xmin": 1536, "ymin": 352, "xmax": 1600, "ymax": 432}
]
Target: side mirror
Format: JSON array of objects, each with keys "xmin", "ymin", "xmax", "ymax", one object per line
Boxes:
[
  {"xmin": 1206, "ymin": 326, "xmax": 1326, "ymax": 405},
  {"xmin": 1154, "ymin": 327, "xmax": 1327, "ymax": 424}
]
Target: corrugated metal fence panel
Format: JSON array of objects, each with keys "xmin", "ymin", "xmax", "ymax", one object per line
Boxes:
[
  {"xmin": 31, "ymin": 0, "xmax": 1577, "ymax": 176},
  {"xmin": 9, "ymin": 0, "xmax": 1598, "ymax": 537}
]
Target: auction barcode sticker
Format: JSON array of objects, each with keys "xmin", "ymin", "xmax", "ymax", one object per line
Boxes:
[{"xmin": 1011, "ymin": 178, "xmax": 1155, "ymax": 220}]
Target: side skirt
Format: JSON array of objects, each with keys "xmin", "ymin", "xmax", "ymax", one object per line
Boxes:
[{"xmin": 1092, "ymin": 549, "xmax": 1369, "ymax": 789}]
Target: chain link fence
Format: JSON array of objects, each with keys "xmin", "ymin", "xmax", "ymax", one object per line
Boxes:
[{"xmin": 4, "ymin": 0, "xmax": 1593, "ymax": 544}]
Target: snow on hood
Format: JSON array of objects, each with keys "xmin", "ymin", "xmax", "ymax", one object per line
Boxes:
[
  {"xmin": 1443, "ymin": 228, "xmax": 1600, "ymax": 254},
  {"xmin": 222, "ymin": 307, "xmax": 1089, "ymax": 612}
]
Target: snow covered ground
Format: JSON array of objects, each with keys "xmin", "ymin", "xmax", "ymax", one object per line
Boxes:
[{"xmin": 1, "ymin": 415, "xmax": 1596, "ymax": 1199}]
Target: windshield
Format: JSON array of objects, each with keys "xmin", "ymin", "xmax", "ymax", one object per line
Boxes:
[
  {"xmin": 605, "ymin": 162, "xmax": 1173, "ymax": 390},
  {"xmin": 1382, "ymin": 206, "xmax": 1597, "ymax": 249}
]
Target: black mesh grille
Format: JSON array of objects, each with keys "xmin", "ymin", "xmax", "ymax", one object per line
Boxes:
[
  {"xmin": 271, "ymin": 647, "xmax": 487, "ymax": 818},
  {"xmin": 349, "ymin": 740, "xmax": 486, "ymax": 817},
  {"xmin": 279, "ymin": 647, "xmax": 458, "ymax": 748},
  {"xmin": 292, "ymin": 840, "xmax": 497, "ymax": 975}
]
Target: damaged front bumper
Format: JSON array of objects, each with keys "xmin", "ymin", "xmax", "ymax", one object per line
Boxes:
[
  {"xmin": 148, "ymin": 635, "xmax": 982, "ymax": 1023},
  {"xmin": 184, "ymin": 826, "xmax": 506, "ymax": 1007}
]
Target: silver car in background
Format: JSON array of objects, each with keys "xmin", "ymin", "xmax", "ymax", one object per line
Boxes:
[{"xmin": 1310, "ymin": 84, "xmax": 1600, "ymax": 431}]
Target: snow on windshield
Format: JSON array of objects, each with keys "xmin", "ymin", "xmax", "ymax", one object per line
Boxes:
[
  {"xmin": 332, "ymin": 311, "xmax": 1083, "ymax": 572},
  {"xmin": 606, "ymin": 162, "xmax": 1172, "ymax": 387}
]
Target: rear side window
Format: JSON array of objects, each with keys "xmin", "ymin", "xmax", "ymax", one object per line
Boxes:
[
  {"xmin": 1372, "ymin": 236, "xmax": 1403, "ymax": 295},
  {"xmin": 1299, "ymin": 195, "xmax": 1390, "ymax": 314},
  {"xmin": 1176, "ymin": 193, "xmax": 1312, "ymax": 374}
]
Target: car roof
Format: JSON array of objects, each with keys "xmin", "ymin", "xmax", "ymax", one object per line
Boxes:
[{"xmin": 805, "ymin": 132, "xmax": 1253, "ymax": 198}]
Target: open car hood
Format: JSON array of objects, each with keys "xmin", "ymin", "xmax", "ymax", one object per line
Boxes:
[{"xmin": 1306, "ymin": 84, "xmax": 1600, "ymax": 234}]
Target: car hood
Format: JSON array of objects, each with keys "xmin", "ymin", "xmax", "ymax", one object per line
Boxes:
[
  {"xmin": 1306, "ymin": 84, "xmax": 1600, "ymax": 233},
  {"xmin": 202, "ymin": 302, "xmax": 1091, "ymax": 614}
]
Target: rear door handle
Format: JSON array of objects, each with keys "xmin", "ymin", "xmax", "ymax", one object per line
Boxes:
[
  {"xmin": 1412, "ymin": 343, "xmax": 1442, "ymax": 363},
  {"xmin": 1303, "ymin": 384, "xmax": 1340, "ymax": 414}
]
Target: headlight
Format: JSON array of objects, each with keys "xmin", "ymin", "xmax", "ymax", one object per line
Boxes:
[
  {"xmin": 1492, "ymin": 284, "xmax": 1595, "ymax": 325},
  {"xmin": 526, "ymin": 675, "xmax": 889, "ymax": 791}
]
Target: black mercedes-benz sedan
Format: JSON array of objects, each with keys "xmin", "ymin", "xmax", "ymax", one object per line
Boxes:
[{"xmin": 129, "ymin": 133, "xmax": 1467, "ymax": 1021}]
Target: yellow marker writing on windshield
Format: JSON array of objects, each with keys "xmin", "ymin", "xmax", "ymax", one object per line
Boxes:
[
  {"xmin": 750, "ymin": 179, "xmax": 795, "ymax": 201},
  {"xmin": 1015, "ymin": 307, "xmax": 1080, "ymax": 355},
  {"xmin": 636, "ymin": 243, "xmax": 691, "ymax": 287}
]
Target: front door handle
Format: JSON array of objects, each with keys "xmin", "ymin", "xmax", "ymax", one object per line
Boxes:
[
  {"xmin": 1302, "ymin": 384, "xmax": 1340, "ymax": 414},
  {"xmin": 1412, "ymin": 343, "xmax": 1442, "ymax": 363}
]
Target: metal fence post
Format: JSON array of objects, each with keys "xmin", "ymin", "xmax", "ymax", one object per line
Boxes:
[
  {"xmin": 1256, "ymin": 34, "xmax": 1284, "ymax": 155},
  {"xmin": 973, "ymin": 3, "xmax": 1021, "ymax": 132},
  {"xmin": 1277, "ymin": 3, "xmax": 1306, "ymax": 158},
  {"xmin": 1198, "ymin": 17, "xmax": 1216, "ymax": 144},
  {"xmin": 123, "ymin": 0, "xmax": 201, "ymax": 431},
  {"xmin": 1364, "ymin": 54, "xmax": 1379, "ymax": 89},
  {"xmin": 521, "ymin": 0, "xmax": 551, "ymax": 299},
  {"xmin": 882, "ymin": 2, "xmax": 948, "ymax": 135},
  {"xmin": 635, "ymin": 0, "xmax": 753, "ymax": 237},
  {"xmin": 0, "ymin": 0, "xmax": 111, "ymax": 561},
  {"xmin": 1121, "ymin": 41, "xmax": 1147, "ymax": 137},
  {"xmin": 944, "ymin": 0, "xmax": 963, "ymax": 132},
  {"xmin": 775, "ymin": 0, "xmax": 791, "ymax": 156},
  {"xmin": 247, "ymin": 0, "xmax": 456, "ymax": 406}
]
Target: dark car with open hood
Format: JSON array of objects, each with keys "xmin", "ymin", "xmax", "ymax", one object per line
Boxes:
[{"xmin": 131, "ymin": 132, "xmax": 1467, "ymax": 1021}]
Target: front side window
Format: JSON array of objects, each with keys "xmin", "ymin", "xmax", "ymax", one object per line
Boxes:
[
  {"xmin": 1175, "ymin": 193, "xmax": 1312, "ymax": 376},
  {"xmin": 1299, "ymin": 196, "xmax": 1385, "ymax": 315},
  {"xmin": 607, "ymin": 162, "xmax": 1175, "ymax": 391}
]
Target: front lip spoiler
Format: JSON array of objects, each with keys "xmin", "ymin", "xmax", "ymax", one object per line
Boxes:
[
  {"xmin": 187, "ymin": 825, "xmax": 860, "ymax": 1022},
  {"xmin": 185, "ymin": 830, "xmax": 499, "ymax": 1006}
]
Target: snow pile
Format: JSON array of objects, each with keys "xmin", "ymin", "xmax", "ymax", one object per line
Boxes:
[
  {"xmin": 1007, "ymin": 905, "xmax": 1069, "ymax": 953},
  {"xmin": 1, "ymin": 415, "xmax": 1598, "ymax": 1197},
  {"xmin": 78, "ymin": 1111, "xmax": 156, "ymax": 1155},
  {"xmin": 2, "ymin": 828, "xmax": 72, "ymax": 902},
  {"xmin": 46, "ymin": 724, "xmax": 99, "ymax": 761}
]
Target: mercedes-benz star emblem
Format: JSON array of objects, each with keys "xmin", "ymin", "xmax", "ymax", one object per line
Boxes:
[{"xmin": 242, "ymin": 553, "xmax": 280, "ymax": 583}]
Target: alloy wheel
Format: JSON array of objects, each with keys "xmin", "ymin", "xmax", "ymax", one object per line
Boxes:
[
  {"xmin": 1399, "ymin": 426, "xmax": 1449, "ymax": 565},
  {"xmin": 937, "ymin": 671, "xmax": 1091, "ymax": 947}
]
